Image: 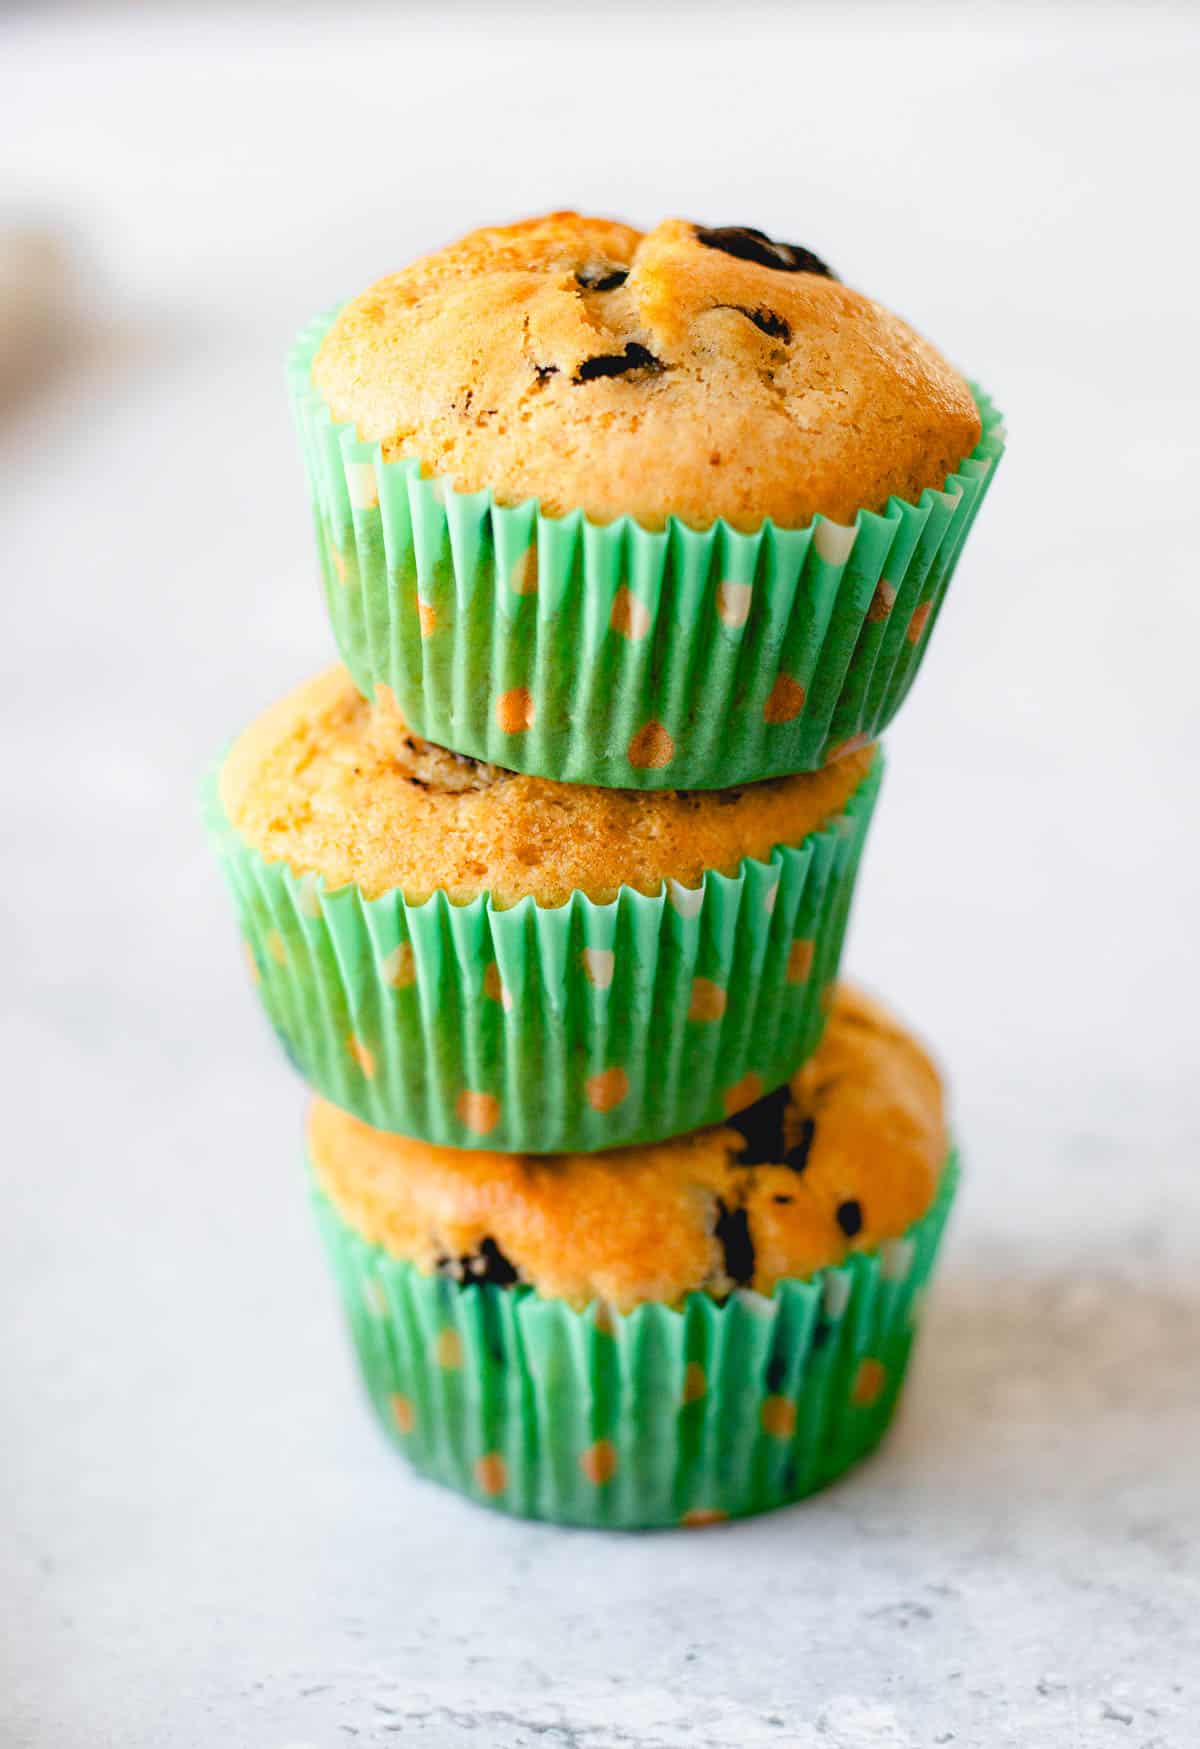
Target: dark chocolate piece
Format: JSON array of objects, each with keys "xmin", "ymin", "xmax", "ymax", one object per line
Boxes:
[
  {"xmin": 713, "ymin": 1198, "xmax": 755, "ymax": 1287},
  {"xmin": 835, "ymin": 1199, "xmax": 864, "ymax": 1239},
  {"xmin": 574, "ymin": 342, "xmax": 664, "ymax": 383},
  {"xmin": 726, "ymin": 1083, "xmax": 791, "ymax": 1165},
  {"xmin": 784, "ymin": 1117, "xmax": 816, "ymax": 1175},
  {"xmin": 696, "ymin": 225, "xmax": 835, "ymax": 280},
  {"xmin": 437, "ymin": 1235, "xmax": 520, "ymax": 1288},
  {"xmin": 716, "ymin": 304, "xmax": 792, "ymax": 342},
  {"xmin": 576, "ymin": 264, "xmax": 629, "ymax": 292}
]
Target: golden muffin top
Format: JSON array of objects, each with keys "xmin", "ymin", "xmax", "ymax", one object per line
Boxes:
[
  {"xmin": 310, "ymin": 984, "xmax": 947, "ymax": 1310},
  {"xmin": 312, "ymin": 212, "xmax": 981, "ymax": 532},
  {"xmin": 218, "ymin": 666, "xmax": 875, "ymax": 908}
]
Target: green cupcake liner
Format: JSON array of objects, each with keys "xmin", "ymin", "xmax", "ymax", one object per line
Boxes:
[
  {"xmin": 311, "ymin": 1152, "xmax": 960, "ymax": 1529},
  {"xmin": 206, "ymin": 754, "xmax": 882, "ymax": 1153},
  {"xmin": 289, "ymin": 311, "xmax": 1003, "ymax": 789}
]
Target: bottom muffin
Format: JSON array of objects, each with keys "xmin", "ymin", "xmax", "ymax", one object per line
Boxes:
[{"xmin": 309, "ymin": 985, "xmax": 958, "ymax": 1528}]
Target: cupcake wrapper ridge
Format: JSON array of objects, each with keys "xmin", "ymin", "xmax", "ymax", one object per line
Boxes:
[
  {"xmin": 206, "ymin": 754, "xmax": 882, "ymax": 1153},
  {"xmin": 312, "ymin": 1152, "xmax": 960, "ymax": 1528},
  {"xmin": 290, "ymin": 311, "xmax": 1004, "ymax": 789}
]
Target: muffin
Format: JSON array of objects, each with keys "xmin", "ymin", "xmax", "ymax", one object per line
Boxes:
[
  {"xmin": 310, "ymin": 984, "xmax": 959, "ymax": 1527},
  {"xmin": 290, "ymin": 212, "xmax": 1003, "ymax": 788},
  {"xmin": 208, "ymin": 666, "xmax": 882, "ymax": 1152}
]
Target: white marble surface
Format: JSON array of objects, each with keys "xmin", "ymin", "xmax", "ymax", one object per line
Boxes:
[{"xmin": 3, "ymin": 5, "xmax": 1199, "ymax": 1745}]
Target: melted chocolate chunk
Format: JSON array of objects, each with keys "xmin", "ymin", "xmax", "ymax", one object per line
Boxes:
[
  {"xmin": 437, "ymin": 1235, "xmax": 520, "ymax": 1288},
  {"xmin": 784, "ymin": 1116, "xmax": 816, "ymax": 1175},
  {"xmin": 718, "ymin": 304, "xmax": 792, "ymax": 342},
  {"xmin": 576, "ymin": 263, "xmax": 629, "ymax": 292},
  {"xmin": 713, "ymin": 1198, "xmax": 755, "ymax": 1287},
  {"xmin": 574, "ymin": 342, "xmax": 664, "ymax": 383},
  {"xmin": 726, "ymin": 1083, "xmax": 791, "ymax": 1165},
  {"xmin": 696, "ymin": 225, "xmax": 835, "ymax": 280},
  {"xmin": 533, "ymin": 362, "xmax": 559, "ymax": 384},
  {"xmin": 835, "ymin": 1199, "xmax": 864, "ymax": 1239}
]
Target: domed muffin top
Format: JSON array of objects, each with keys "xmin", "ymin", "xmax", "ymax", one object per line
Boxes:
[
  {"xmin": 218, "ymin": 666, "xmax": 875, "ymax": 909},
  {"xmin": 313, "ymin": 211, "xmax": 981, "ymax": 531},
  {"xmin": 309, "ymin": 984, "xmax": 948, "ymax": 1310}
]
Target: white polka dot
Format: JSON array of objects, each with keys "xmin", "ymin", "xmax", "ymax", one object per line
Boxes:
[
  {"xmin": 582, "ymin": 947, "xmax": 615, "ymax": 989},
  {"xmin": 880, "ymin": 1238, "xmax": 915, "ymax": 1283},
  {"xmin": 295, "ymin": 873, "xmax": 323, "ymax": 918},
  {"xmin": 428, "ymin": 477, "xmax": 447, "ymax": 506},
  {"xmin": 611, "ymin": 586, "xmax": 652, "ymax": 642},
  {"xmin": 812, "ymin": 519, "xmax": 857, "ymax": 565},
  {"xmin": 345, "ymin": 462, "xmax": 379, "ymax": 511},
  {"xmin": 668, "ymin": 879, "xmax": 705, "ymax": 919},
  {"xmin": 716, "ymin": 581, "xmax": 753, "ymax": 629},
  {"xmin": 822, "ymin": 1272, "xmax": 851, "ymax": 1320}
]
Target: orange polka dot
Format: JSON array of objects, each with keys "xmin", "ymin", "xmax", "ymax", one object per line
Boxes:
[
  {"xmin": 763, "ymin": 674, "xmax": 806, "ymax": 725},
  {"xmin": 586, "ymin": 1067, "xmax": 629, "ymax": 1113},
  {"xmin": 681, "ymin": 1507, "xmax": 728, "ymax": 1528},
  {"xmin": 592, "ymin": 1302, "xmax": 617, "ymax": 1337},
  {"xmin": 456, "ymin": 1090, "xmax": 501, "ymax": 1135},
  {"xmin": 610, "ymin": 586, "xmax": 651, "ymax": 641},
  {"xmin": 266, "ymin": 929, "xmax": 287, "ymax": 966},
  {"xmin": 867, "ymin": 580, "xmax": 897, "ymax": 623},
  {"xmin": 330, "ymin": 544, "xmax": 348, "ymax": 584},
  {"xmin": 474, "ymin": 1452, "xmax": 508, "ymax": 1496},
  {"xmin": 787, "ymin": 939, "xmax": 815, "ymax": 983},
  {"xmin": 579, "ymin": 1439, "xmax": 618, "ymax": 1486},
  {"xmin": 510, "ymin": 543, "xmax": 539, "ymax": 596},
  {"xmin": 383, "ymin": 942, "xmax": 416, "ymax": 988},
  {"xmin": 496, "ymin": 688, "xmax": 535, "ymax": 734},
  {"xmin": 907, "ymin": 600, "xmax": 933, "ymax": 645},
  {"xmin": 483, "ymin": 962, "xmax": 513, "ymax": 1012},
  {"xmin": 723, "ymin": 1072, "xmax": 763, "ymax": 1116},
  {"xmin": 683, "ymin": 1363, "xmax": 707, "ymax": 1404},
  {"xmin": 761, "ymin": 1395, "xmax": 797, "ymax": 1439},
  {"xmin": 417, "ymin": 599, "xmax": 437, "ymax": 638},
  {"xmin": 434, "ymin": 1328, "xmax": 463, "ymax": 1370},
  {"xmin": 716, "ymin": 580, "xmax": 753, "ymax": 628},
  {"xmin": 688, "ymin": 978, "xmax": 727, "ymax": 1022},
  {"xmin": 243, "ymin": 941, "xmax": 260, "ymax": 985},
  {"xmin": 627, "ymin": 720, "xmax": 675, "ymax": 770},
  {"xmin": 581, "ymin": 947, "xmax": 615, "ymax": 989},
  {"xmin": 347, "ymin": 1036, "xmax": 376, "ymax": 1080},
  {"xmin": 852, "ymin": 1357, "xmax": 887, "ymax": 1407},
  {"xmin": 390, "ymin": 1394, "xmax": 415, "ymax": 1435}
]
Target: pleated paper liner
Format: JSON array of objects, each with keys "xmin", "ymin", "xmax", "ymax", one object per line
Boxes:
[
  {"xmin": 312, "ymin": 1152, "xmax": 960, "ymax": 1529},
  {"xmin": 206, "ymin": 753, "xmax": 882, "ymax": 1154},
  {"xmin": 290, "ymin": 310, "xmax": 1003, "ymax": 789}
]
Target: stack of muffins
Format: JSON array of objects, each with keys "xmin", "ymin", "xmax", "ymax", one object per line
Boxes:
[{"xmin": 208, "ymin": 214, "xmax": 1003, "ymax": 1528}]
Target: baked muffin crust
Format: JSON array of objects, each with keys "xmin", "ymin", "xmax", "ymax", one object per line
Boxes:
[
  {"xmin": 313, "ymin": 212, "xmax": 982, "ymax": 531},
  {"xmin": 219, "ymin": 666, "xmax": 875, "ymax": 908},
  {"xmin": 310, "ymin": 985, "xmax": 947, "ymax": 1310}
]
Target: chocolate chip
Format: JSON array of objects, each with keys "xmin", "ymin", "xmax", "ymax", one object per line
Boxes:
[
  {"xmin": 574, "ymin": 342, "xmax": 664, "ymax": 383},
  {"xmin": 576, "ymin": 263, "xmax": 629, "ymax": 292},
  {"xmin": 784, "ymin": 1117, "xmax": 816, "ymax": 1175},
  {"xmin": 717, "ymin": 304, "xmax": 792, "ymax": 342},
  {"xmin": 713, "ymin": 1198, "xmax": 755, "ymax": 1286},
  {"xmin": 773, "ymin": 1194, "xmax": 793, "ymax": 1206},
  {"xmin": 533, "ymin": 362, "xmax": 559, "ymax": 384},
  {"xmin": 727, "ymin": 1083, "xmax": 791, "ymax": 1165},
  {"xmin": 437, "ymin": 1235, "xmax": 520, "ymax": 1288},
  {"xmin": 696, "ymin": 225, "xmax": 835, "ymax": 280},
  {"xmin": 835, "ymin": 1199, "xmax": 864, "ymax": 1239}
]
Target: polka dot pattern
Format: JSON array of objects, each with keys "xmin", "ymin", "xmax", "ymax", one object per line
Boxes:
[
  {"xmin": 812, "ymin": 519, "xmax": 857, "ymax": 565},
  {"xmin": 243, "ymin": 941, "xmax": 260, "ymax": 986},
  {"xmin": 723, "ymin": 1071, "xmax": 763, "ymax": 1116},
  {"xmin": 474, "ymin": 1452, "xmax": 507, "ymax": 1496},
  {"xmin": 761, "ymin": 1395, "xmax": 797, "ymax": 1439},
  {"xmin": 510, "ymin": 543, "xmax": 539, "ymax": 596},
  {"xmin": 483, "ymin": 962, "xmax": 513, "ymax": 1012},
  {"xmin": 390, "ymin": 1394, "xmax": 415, "ymax": 1435},
  {"xmin": 787, "ymin": 939, "xmax": 815, "ymax": 983},
  {"xmin": 364, "ymin": 1279, "xmax": 389, "ymax": 1319},
  {"xmin": 435, "ymin": 1328, "xmax": 464, "ymax": 1370},
  {"xmin": 907, "ymin": 600, "xmax": 933, "ymax": 644},
  {"xmin": 851, "ymin": 1357, "xmax": 887, "ymax": 1407},
  {"xmin": 763, "ymin": 674, "xmax": 806, "ymax": 725},
  {"xmin": 347, "ymin": 1036, "xmax": 376, "ymax": 1080},
  {"xmin": 586, "ymin": 1067, "xmax": 630, "ymax": 1113},
  {"xmin": 683, "ymin": 1363, "xmax": 707, "ymax": 1404},
  {"xmin": 610, "ymin": 586, "xmax": 652, "ymax": 641},
  {"xmin": 383, "ymin": 942, "xmax": 417, "ymax": 988},
  {"xmin": 627, "ymin": 719, "xmax": 674, "ymax": 770},
  {"xmin": 330, "ymin": 544, "xmax": 348, "ymax": 584},
  {"xmin": 581, "ymin": 947, "xmax": 615, "ymax": 989},
  {"xmin": 456, "ymin": 1090, "xmax": 501, "ymax": 1135},
  {"xmin": 688, "ymin": 978, "xmax": 727, "ymax": 1022},
  {"xmin": 417, "ymin": 599, "xmax": 437, "ymax": 638},
  {"xmin": 867, "ymin": 580, "xmax": 897, "ymax": 622},
  {"xmin": 496, "ymin": 687, "xmax": 535, "ymax": 733},
  {"xmin": 345, "ymin": 461, "xmax": 379, "ymax": 510},
  {"xmin": 667, "ymin": 879, "xmax": 705, "ymax": 919},
  {"xmin": 681, "ymin": 1508, "xmax": 728, "ymax": 1528},
  {"xmin": 579, "ymin": 1440, "xmax": 618, "ymax": 1486},
  {"xmin": 716, "ymin": 580, "xmax": 753, "ymax": 628}
]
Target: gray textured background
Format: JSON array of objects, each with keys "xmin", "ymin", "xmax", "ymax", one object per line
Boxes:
[{"xmin": 3, "ymin": 4, "xmax": 1198, "ymax": 1745}]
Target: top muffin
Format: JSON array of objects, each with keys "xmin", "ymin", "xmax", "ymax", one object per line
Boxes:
[{"xmin": 313, "ymin": 212, "xmax": 982, "ymax": 531}]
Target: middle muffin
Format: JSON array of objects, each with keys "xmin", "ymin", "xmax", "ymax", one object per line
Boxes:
[{"xmin": 209, "ymin": 666, "xmax": 882, "ymax": 1152}]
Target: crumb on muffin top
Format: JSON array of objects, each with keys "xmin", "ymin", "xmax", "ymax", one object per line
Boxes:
[
  {"xmin": 218, "ymin": 666, "xmax": 875, "ymax": 909},
  {"xmin": 313, "ymin": 211, "xmax": 982, "ymax": 531},
  {"xmin": 309, "ymin": 984, "xmax": 947, "ymax": 1310}
]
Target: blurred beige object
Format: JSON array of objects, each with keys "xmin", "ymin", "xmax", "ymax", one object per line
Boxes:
[{"xmin": 0, "ymin": 225, "xmax": 74, "ymax": 403}]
